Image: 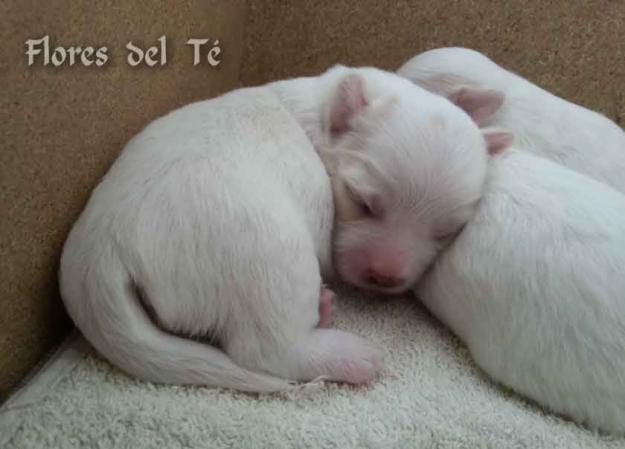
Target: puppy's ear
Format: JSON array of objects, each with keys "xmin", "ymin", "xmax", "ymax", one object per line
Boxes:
[
  {"xmin": 329, "ymin": 74, "xmax": 369, "ymax": 138},
  {"xmin": 366, "ymin": 95, "xmax": 398, "ymax": 120},
  {"xmin": 482, "ymin": 127, "xmax": 513, "ymax": 155},
  {"xmin": 448, "ymin": 86, "xmax": 504, "ymax": 126},
  {"xmin": 400, "ymin": 72, "xmax": 504, "ymax": 125}
]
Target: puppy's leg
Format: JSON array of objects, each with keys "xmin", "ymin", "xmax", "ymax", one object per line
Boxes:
[
  {"xmin": 227, "ymin": 323, "xmax": 383, "ymax": 385},
  {"xmin": 224, "ymin": 253, "xmax": 383, "ymax": 385},
  {"xmin": 291, "ymin": 327, "xmax": 383, "ymax": 384},
  {"xmin": 317, "ymin": 284, "xmax": 334, "ymax": 328}
]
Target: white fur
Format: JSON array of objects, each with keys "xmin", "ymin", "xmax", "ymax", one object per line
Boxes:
[
  {"xmin": 398, "ymin": 47, "xmax": 625, "ymax": 193},
  {"xmin": 59, "ymin": 67, "xmax": 391, "ymax": 392},
  {"xmin": 417, "ymin": 150, "xmax": 625, "ymax": 434},
  {"xmin": 315, "ymin": 70, "xmax": 510, "ymax": 294},
  {"xmin": 400, "ymin": 48, "xmax": 625, "ymax": 433},
  {"xmin": 60, "ymin": 65, "xmax": 472, "ymax": 392}
]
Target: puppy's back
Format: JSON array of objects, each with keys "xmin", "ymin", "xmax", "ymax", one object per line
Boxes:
[{"xmin": 418, "ymin": 150, "xmax": 625, "ymax": 434}]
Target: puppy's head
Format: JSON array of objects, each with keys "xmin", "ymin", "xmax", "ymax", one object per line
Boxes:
[
  {"xmin": 321, "ymin": 67, "xmax": 510, "ymax": 294},
  {"xmin": 397, "ymin": 47, "xmax": 510, "ymax": 126}
]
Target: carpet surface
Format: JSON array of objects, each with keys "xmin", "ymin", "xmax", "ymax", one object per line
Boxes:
[{"xmin": 2, "ymin": 285, "xmax": 624, "ymax": 449}]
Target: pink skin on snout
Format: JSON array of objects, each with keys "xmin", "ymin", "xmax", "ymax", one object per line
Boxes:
[
  {"xmin": 335, "ymin": 222, "xmax": 438, "ymax": 294},
  {"xmin": 339, "ymin": 243, "xmax": 407, "ymax": 289},
  {"xmin": 337, "ymin": 241, "xmax": 438, "ymax": 294}
]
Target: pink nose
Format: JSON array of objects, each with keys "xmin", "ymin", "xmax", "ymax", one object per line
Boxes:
[{"xmin": 366, "ymin": 267, "xmax": 403, "ymax": 288}]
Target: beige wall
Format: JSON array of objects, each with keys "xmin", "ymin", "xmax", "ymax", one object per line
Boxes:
[
  {"xmin": 0, "ymin": 0, "xmax": 246, "ymax": 399},
  {"xmin": 242, "ymin": 1, "xmax": 624, "ymax": 126}
]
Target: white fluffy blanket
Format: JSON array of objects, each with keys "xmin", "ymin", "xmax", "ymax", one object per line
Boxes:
[{"xmin": 2, "ymin": 285, "xmax": 624, "ymax": 449}]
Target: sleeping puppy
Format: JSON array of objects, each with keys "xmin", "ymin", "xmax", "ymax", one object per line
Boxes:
[
  {"xmin": 315, "ymin": 82, "xmax": 510, "ymax": 293},
  {"xmin": 60, "ymin": 65, "xmax": 502, "ymax": 392},
  {"xmin": 398, "ymin": 48, "xmax": 625, "ymax": 433},
  {"xmin": 416, "ymin": 149, "xmax": 625, "ymax": 435},
  {"xmin": 397, "ymin": 47, "xmax": 625, "ymax": 193}
]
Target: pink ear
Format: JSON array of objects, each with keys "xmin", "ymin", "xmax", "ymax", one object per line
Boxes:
[
  {"xmin": 448, "ymin": 86, "xmax": 504, "ymax": 126},
  {"xmin": 329, "ymin": 74, "xmax": 368, "ymax": 137},
  {"xmin": 482, "ymin": 128, "xmax": 513, "ymax": 155}
]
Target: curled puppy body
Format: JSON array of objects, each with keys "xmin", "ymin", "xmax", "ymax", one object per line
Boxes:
[
  {"xmin": 60, "ymin": 65, "xmax": 491, "ymax": 392},
  {"xmin": 61, "ymin": 84, "xmax": 341, "ymax": 392},
  {"xmin": 397, "ymin": 47, "xmax": 625, "ymax": 193},
  {"xmin": 416, "ymin": 150, "xmax": 625, "ymax": 434}
]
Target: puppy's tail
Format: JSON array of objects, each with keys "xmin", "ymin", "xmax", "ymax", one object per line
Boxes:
[{"xmin": 59, "ymin": 243, "xmax": 294, "ymax": 393}]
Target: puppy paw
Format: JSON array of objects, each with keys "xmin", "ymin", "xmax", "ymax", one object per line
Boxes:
[{"xmin": 318, "ymin": 285, "xmax": 335, "ymax": 328}]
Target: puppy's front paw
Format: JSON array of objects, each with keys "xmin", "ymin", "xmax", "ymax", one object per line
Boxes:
[{"xmin": 317, "ymin": 285, "xmax": 335, "ymax": 328}]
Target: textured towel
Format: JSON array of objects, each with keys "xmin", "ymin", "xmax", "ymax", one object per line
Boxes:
[{"xmin": 2, "ymin": 285, "xmax": 624, "ymax": 449}]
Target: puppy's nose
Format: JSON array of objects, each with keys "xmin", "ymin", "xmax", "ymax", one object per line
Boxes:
[{"xmin": 366, "ymin": 268, "xmax": 403, "ymax": 288}]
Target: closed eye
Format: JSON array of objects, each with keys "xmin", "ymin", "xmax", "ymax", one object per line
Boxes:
[
  {"xmin": 344, "ymin": 181, "xmax": 384, "ymax": 218},
  {"xmin": 433, "ymin": 216, "xmax": 471, "ymax": 241},
  {"xmin": 433, "ymin": 230, "xmax": 459, "ymax": 243},
  {"xmin": 345, "ymin": 182, "xmax": 373, "ymax": 216},
  {"xmin": 433, "ymin": 202, "xmax": 478, "ymax": 239}
]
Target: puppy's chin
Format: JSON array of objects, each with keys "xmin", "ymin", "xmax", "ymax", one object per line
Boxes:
[
  {"xmin": 348, "ymin": 276, "xmax": 414, "ymax": 296},
  {"xmin": 368, "ymin": 283, "xmax": 413, "ymax": 296}
]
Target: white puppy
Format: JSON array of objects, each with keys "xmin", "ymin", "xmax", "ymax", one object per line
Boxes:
[
  {"xmin": 317, "ymin": 81, "xmax": 510, "ymax": 293},
  {"xmin": 417, "ymin": 150, "xmax": 625, "ymax": 434},
  {"xmin": 399, "ymin": 48, "xmax": 625, "ymax": 433},
  {"xmin": 60, "ymin": 65, "xmax": 502, "ymax": 392},
  {"xmin": 398, "ymin": 47, "xmax": 625, "ymax": 193}
]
